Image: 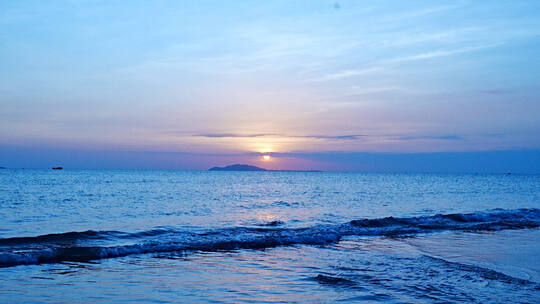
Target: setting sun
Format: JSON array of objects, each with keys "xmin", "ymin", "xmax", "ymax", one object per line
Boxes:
[{"xmin": 262, "ymin": 155, "xmax": 271, "ymax": 161}]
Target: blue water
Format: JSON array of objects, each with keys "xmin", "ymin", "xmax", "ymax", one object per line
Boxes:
[{"xmin": 0, "ymin": 170, "xmax": 539, "ymax": 303}]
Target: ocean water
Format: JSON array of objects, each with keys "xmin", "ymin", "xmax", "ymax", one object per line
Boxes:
[{"xmin": 0, "ymin": 169, "xmax": 539, "ymax": 303}]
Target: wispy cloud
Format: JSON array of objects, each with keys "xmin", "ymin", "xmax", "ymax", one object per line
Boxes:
[
  {"xmin": 193, "ymin": 133, "xmax": 366, "ymax": 140},
  {"xmin": 309, "ymin": 68, "xmax": 381, "ymax": 82},
  {"xmin": 194, "ymin": 133, "xmax": 468, "ymax": 142},
  {"xmin": 297, "ymin": 134, "xmax": 366, "ymax": 140},
  {"xmin": 480, "ymin": 89, "xmax": 510, "ymax": 95},
  {"xmin": 393, "ymin": 135, "xmax": 464, "ymax": 141},
  {"xmin": 386, "ymin": 4, "xmax": 463, "ymax": 20},
  {"xmin": 311, "ymin": 42, "xmax": 504, "ymax": 82},
  {"xmin": 386, "ymin": 43, "xmax": 504, "ymax": 64},
  {"xmin": 194, "ymin": 133, "xmax": 275, "ymax": 138}
]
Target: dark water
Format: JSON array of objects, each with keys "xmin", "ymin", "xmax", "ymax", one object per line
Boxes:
[{"xmin": 0, "ymin": 170, "xmax": 539, "ymax": 303}]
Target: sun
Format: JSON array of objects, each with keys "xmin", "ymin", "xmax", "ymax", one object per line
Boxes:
[{"xmin": 262, "ymin": 155, "xmax": 271, "ymax": 161}]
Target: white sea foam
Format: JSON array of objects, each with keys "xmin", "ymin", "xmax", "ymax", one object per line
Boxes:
[{"xmin": 1, "ymin": 209, "xmax": 538, "ymax": 267}]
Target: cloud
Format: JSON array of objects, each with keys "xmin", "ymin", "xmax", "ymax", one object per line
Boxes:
[
  {"xmin": 310, "ymin": 68, "xmax": 381, "ymax": 82},
  {"xmin": 194, "ymin": 133, "xmax": 275, "ymax": 138},
  {"xmin": 297, "ymin": 134, "xmax": 366, "ymax": 140},
  {"xmin": 386, "ymin": 43, "xmax": 503, "ymax": 64},
  {"xmin": 309, "ymin": 43, "xmax": 503, "ymax": 82},
  {"xmin": 480, "ymin": 89, "xmax": 509, "ymax": 95},
  {"xmin": 194, "ymin": 133, "xmax": 467, "ymax": 142},
  {"xmin": 394, "ymin": 135, "xmax": 464, "ymax": 141},
  {"xmin": 193, "ymin": 133, "xmax": 366, "ymax": 140}
]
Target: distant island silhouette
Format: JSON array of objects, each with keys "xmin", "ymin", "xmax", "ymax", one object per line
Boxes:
[
  {"xmin": 209, "ymin": 164, "xmax": 322, "ymax": 172},
  {"xmin": 209, "ymin": 164, "xmax": 267, "ymax": 171}
]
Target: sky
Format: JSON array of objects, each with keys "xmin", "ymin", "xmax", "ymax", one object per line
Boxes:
[{"xmin": 1, "ymin": 0, "xmax": 539, "ymax": 172}]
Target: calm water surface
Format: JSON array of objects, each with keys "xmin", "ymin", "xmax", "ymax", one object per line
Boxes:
[{"xmin": 0, "ymin": 170, "xmax": 539, "ymax": 303}]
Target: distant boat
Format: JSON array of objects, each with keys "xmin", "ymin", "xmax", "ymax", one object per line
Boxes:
[
  {"xmin": 52, "ymin": 167, "xmax": 63, "ymax": 170},
  {"xmin": 209, "ymin": 164, "xmax": 266, "ymax": 171}
]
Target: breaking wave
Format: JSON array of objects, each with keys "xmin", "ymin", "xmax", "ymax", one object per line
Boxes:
[{"xmin": 1, "ymin": 208, "xmax": 538, "ymax": 267}]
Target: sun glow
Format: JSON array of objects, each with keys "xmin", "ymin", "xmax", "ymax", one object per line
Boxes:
[{"xmin": 262, "ymin": 155, "xmax": 271, "ymax": 161}]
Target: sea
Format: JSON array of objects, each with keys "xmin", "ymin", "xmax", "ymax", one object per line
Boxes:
[{"xmin": 0, "ymin": 169, "xmax": 539, "ymax": 303}]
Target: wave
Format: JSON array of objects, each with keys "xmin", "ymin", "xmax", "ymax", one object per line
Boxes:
[
  {"xmin": 421, "ymin": 255, "xmax": 538, "ymax": 286},
  {"xmin": 0, "ymin": 208, "xmax": 538, "ymax": 267}
]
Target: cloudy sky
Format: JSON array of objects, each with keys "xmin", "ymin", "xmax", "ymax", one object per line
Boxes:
[{"xmin": 1, "ymin": 1, "xmax": 539, "ymax": 171}]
